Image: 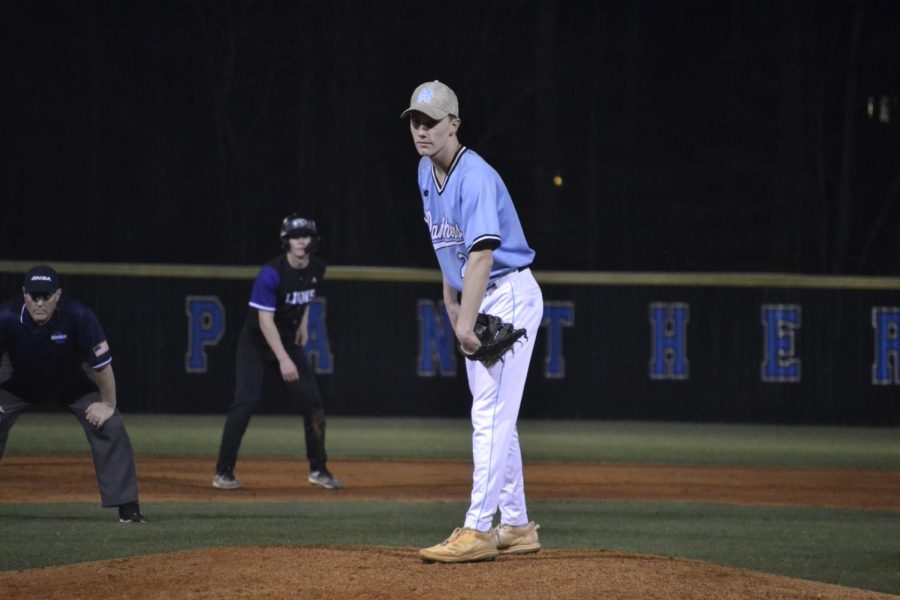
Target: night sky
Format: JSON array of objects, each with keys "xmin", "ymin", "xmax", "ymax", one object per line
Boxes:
[{"xmin": 3, "ymin": 1, "xmax": 898, "ymax": 274}]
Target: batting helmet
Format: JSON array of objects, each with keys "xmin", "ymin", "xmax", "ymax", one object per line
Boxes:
[{"xmin": 280, "ymin": 213, "xmax": 320, "ymax": 249}]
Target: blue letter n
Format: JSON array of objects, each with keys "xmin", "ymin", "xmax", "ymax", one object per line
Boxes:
[{"xmin": 417, "ymin": 300, "xmax": 456, "ymax": 377}]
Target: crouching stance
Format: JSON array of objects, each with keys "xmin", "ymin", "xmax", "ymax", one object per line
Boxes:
[{"xmin": 0, "ymin": 265, "xmax": 143, "ymax": 523}]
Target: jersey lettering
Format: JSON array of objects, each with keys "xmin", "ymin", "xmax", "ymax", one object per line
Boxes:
[
  {"xmin": 425, "ymin": 210, "xmax": 464, "ymax": 250},
  {"xmin": 285, "ymin": 289, "xmax": 316, "ymax": 306}
]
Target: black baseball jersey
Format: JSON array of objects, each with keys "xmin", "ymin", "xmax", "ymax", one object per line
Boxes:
[
  {"xmin": 242, "ymin": 254, "xmax": 326, "ymax": 358},
  {"xmin": 0, "ymin": 296, "xmax": 112, "ymax": 400}
]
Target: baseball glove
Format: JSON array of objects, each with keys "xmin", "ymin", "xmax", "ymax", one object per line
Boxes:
[{"xmin": 463, "ymin": 312, "xmax": 528, "ymax": 367}]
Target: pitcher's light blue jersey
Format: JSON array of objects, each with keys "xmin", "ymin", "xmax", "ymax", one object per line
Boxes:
[{"xmin": 418, "ymin": 147, "xmax": 535, "ymax": 292}]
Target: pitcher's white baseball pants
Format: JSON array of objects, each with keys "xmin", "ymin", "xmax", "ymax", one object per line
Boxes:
[{"xmin": 464, "ymin": 268, "xmax": 543, "ymax": 532}]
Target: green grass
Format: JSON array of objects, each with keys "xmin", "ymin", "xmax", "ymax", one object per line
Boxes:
[
  {"xmin": 1, "ymin": 415, "xmax": 899, "ymax": 594},
  {"xmin": 6, "ymin": 415, "xmax": 900, "ymax": 469},
  {"xmin": 0, "ymin": 501, "xmax": 897, "ymax": 594}
]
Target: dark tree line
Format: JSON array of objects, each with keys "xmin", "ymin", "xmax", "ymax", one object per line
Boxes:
[{"xmin": 2, "ymin": 0, "xmax": 898, "ymax": 274}]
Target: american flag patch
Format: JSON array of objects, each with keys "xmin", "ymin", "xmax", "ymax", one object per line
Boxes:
[{"xmin": 93, "ymin": 341, "xmax": 109, "ymax": 356}]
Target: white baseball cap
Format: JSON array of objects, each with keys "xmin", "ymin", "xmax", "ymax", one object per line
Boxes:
[{"xmin": 400, "ymin": 80, "xmax": 460, "ymax": 120}]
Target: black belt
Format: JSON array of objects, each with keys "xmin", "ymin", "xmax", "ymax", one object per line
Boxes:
[
  {"xmin": 487, "ymin": 265, "xmax": 529, "ymax": 290},
  {"xmin": 497, "ymin": 266, "xmax": 528, "ymax": 276}
]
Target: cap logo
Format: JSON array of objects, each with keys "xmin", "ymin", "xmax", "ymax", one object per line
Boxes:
[
  {"xmin": 417, "ymin": 88, "xmax": 435, "ymax": 104},
  {"xmin": 31, "ymin": 275, "xmax": 52, "ymax": 282}
]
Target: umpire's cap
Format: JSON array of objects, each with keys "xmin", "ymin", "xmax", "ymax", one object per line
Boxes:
[
  {"xmin": 23, "ymin": 265, "xmax": 60, "ymax": 295},
  {"xmin": 401, "ymin": 80, "xmax": 459, "ymax": 120}
]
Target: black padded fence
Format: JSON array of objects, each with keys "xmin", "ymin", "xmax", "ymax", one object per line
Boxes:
[{"xmin": 1, "ymin": 262, "xmax": 898, "ymax": 425}]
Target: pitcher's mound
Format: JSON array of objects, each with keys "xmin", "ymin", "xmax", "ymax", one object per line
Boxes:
[{"xmin": 1, "ymin": 546, "xmax": 891, "ymax": 599}]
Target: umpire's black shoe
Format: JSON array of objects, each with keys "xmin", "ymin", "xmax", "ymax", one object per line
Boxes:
[{"xmin": 118, "ymin": 502, "xmax": 146, "ymax": 523}]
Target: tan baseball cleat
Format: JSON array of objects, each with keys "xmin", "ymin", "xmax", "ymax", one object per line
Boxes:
[
  {"xmin": 419, "ymin": 527, "xmax": 499, "ymax": 563},
  {"xmin": 495, "ymin": 521, "xmax": 541, "ymax": 555}
]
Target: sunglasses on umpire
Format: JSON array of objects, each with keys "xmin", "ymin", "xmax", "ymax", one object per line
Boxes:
[{"xmin": 27, "ymin": 291, "xmax": 57, "ymax": 302}]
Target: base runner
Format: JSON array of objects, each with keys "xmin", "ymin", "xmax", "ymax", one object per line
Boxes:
[{"xmin": 213, "ymin": 214, "xmax": 342, "ymax": 491}]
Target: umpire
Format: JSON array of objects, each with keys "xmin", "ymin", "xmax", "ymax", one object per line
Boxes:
[{"xmin": 0, "ymin": 265, "xmax": 144, "ymax": 522}]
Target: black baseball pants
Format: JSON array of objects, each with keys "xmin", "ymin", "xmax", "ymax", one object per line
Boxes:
[{"xmin": 216, "ymin": 334, "xmax": 328, "ymax": 474}]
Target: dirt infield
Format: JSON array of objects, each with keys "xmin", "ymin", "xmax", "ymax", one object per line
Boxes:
[
  {"xmin": 2, "ymin": 455, "xmax": 899, "ymax": 599},
  {"xmin": 4, "ymin": 455, "xmax": 900, "ymax": 508}
]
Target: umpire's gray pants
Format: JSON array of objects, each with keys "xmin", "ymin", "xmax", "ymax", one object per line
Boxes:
[{"xmin": 0, "ymin": 389, "xmax": 140, "ymax": 507}]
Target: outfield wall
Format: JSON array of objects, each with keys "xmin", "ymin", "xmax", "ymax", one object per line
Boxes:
[{"xmin": 1, "ymin": 261, "xmax": 899, "ymax": 424}]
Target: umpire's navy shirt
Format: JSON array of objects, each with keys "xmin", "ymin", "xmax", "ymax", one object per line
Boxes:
[{"xmin": 0, "ymin": 296, "xmax": 112, "ymax": 401}]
